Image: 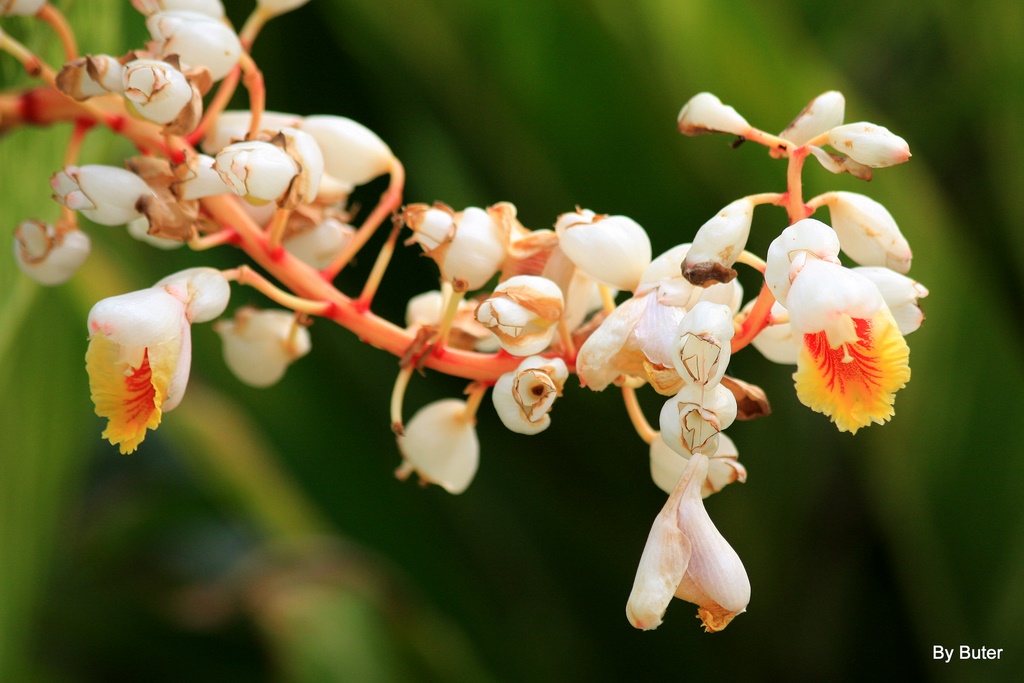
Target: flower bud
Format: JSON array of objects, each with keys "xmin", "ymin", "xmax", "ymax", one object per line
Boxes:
[
  {"xmin": 127, "ymin": 216, "xmax": 186, "ymax": 249},
  {"xmin": 132, "ymin": 0, "xmax": 225, "ymax": 18},
  {"xmin": 555, "ymin": 208, "xmax": 651, "ymax": 291},
  {"xmin": 122, "ymin": 58, "xmax": 194, "ymax": 126},
  {"xmin": 626, "ymin": 453, "xmax": 749, "ymax": 632},
  {"xmin": 747, "ymin": 300, "xmax": 798, "ymax": 365},
  {"xmin": 827, "ymin": 122, "xmax": 911, "ymax": 168},
  {"xmin": 13, "ymin": 220, "xmax": 91, "ymax": 285},
  {"xmin": 56, "ymin": 56, "xmax": 121, "ymax": 101},
  {"xmin": 404, "ymin": 204, "xmax": 507, "ymax": 290},
  {"xmin": 764, "ymin": 218, "xmax": 841, "ymax": 307},
  {"xmin": 677, "ymin": 92, "xmax": 750, "ymax": 137},
  {"xmin": 492, "ymin": 356, "xmax": 568, "ymax": 435},
  {"xmin": 659, "ymin": 383, "xmax": 737, "ymax": 457},
  {"xmin": 257, "ymin": 0, "xmax": 310, "ymax": 16},
  {"xmin": 300, "ymin": 115, "xmax": 394, "ymax": 186},
  {"xmin": 779, "ymin": 90, "xmax": 845, "ymax": 145},
  {"xmin": 283, "ymin": 217, "xmax": 355, "ymax": 270},
  {"xmin": 155, "ymin": 266, "xmax": 231, "ymax": 323},
  {"xmin": 681, "ymin": 198, "xmax": 755, "ymax": 286},
  {"xmin": 853, "ymin": 267, "xmax": 929, "ymax": 335},
  {"xmin": 174, "ymin": 153, "xmax": 233, "ymax": 200},
  {"xmin": 396, "ymin": 399, "xmax": 479, "ymax": 494},
  {"xmin": 825, "ymin": 191, "xmax": 912, "ymax": 273},
  {"xmin": 51, "ymin": 165, "xmax": 154, "ymax": 226},
  {"xmin": 213, "ymin": 140, "xmax": 297, "ymax": 205},
  {"xmin": 147, "ymin": 10, "xmax": 242, "ymax": 81},
  {"xmin": 405, "ymin": 290, "xmax": 494, "ymax": 351},
  {"xmin": 200, "ymin": 110, "xmax": 304, "ymax": 154},
  {"xmin": 475, "ymin": 275, "xmax": 564, "ymax": 356},
  {"xmin": 216, "ymin": 308, "xmax": 311, "ymax": 387},
  {"xmin": 649, "ymin": 432, "xmax": 745, "ymax": 498},
  {"xmin": 1, "ymin": 0, "xmax": 45, "ymax": 16},
  {"xmin": 672, "ymin": 301, "xmax": 735, "ymax": 388},
  {"xmin": 277, "ymin": 127, "xmax": 324, "ymax": 205}
]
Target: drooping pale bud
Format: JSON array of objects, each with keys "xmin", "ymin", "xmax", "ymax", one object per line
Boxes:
[
  {"xmin": 132, "ymin": 0, "xmax": 225, "ymax": 18},
  {"xmin": 626, "ymin": 453, "xmax": 750, "ymax": 632},
  {"xmin": 649, "ymin": 433, "xmax": 746, "ymax": 498},
  {"xmin": 824, "ymin": 191, "xmax": 912, "ymax": 273},
  {"xmin": 554, "ymin": 208, "xmax": 651, "ymax": 291},
  {"xmin": 146, "ymin": 10, "xmax": 242, "ymax": 81},
  {"xmin": 779, "ymin": 90, "xmax": 845, "ymax": 145},
  {"xmin": 672, "ymin": 301, "xmax": 735, "ymax": 388},
  {"xmin": 827, "ymin": 122, "xmax": 911, "ymax": 168},
  {"xmin": 1, "ymin": 0, "xmax": 45, "ymax": 16},
  {"xmin": 396, "ymin": 399, "xmax": 479, "ymax": 494},
  {"xmin": 659, "ymin": 383, "xmax": 737, "ymax": 457},
  {"xmin": 256, "ymin": 0, "xmax": 310, "ymax": 16},
  {"xmin": 127, "ymin": 216, "xmax": 186, "ymax": 249},
  {"xmin": 681, "ymin": 198, "xmax": 755, "ymax": 286},
  {"xmin": 300, "ymin": 115, "xmax": 395, "ymax": 186},
  {"xmin": 404, "ymin": 204, "xmax": 507, "ymax": 290},
  {"xmin": 677, "ymin": 92, "xmax": 751, "ymax": 137},
  {"xmin": 492, "ymin": 356, "xmax": 568, "ymax": 435},
  {"xmin": 475, "ymin": 275, "xmax": 564, "ymax": 356},
  {"xmin": 283, "ymin": 217, "xmax": 355, "ymax": 270},
  {"xmin": 51, "ymin": 165, "xmax": 155, "ymax": 226},
  {"xmin": 216, "ymin": 308, "xmax": 311, "ymax": 387},
  {"xmin": 764, "ymin": 218, "xmax": 842, "ymax": 306},
  {"xmin": 806, "ymin": 144, "xmax": 874, "ymax": 181},
  {"xmin": 853, "ymin": 267, "xmax": 929, "ymax": 335},
  {"xmin": 56, "ymin": 56, "xmax": 122, "ymax": 100},
  {"xmin": 122, "ymin": 58, "xmax": 195, "ymax": 127},
  {"xmin": 213, "ymin": 140, "xmax": 298, "ymax": 205},
  {"xmin": 13, "ymin": 220, "xmax": 91, "ymax": 285}
]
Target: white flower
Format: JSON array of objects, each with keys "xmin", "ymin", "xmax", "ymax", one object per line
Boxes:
[
  {"xmin": 213, "ymin": 140, "xmax": 297, "ymax": 205},
  {"xmin": 748, "ymin": 300, "xmax": 799, "ymax": 365},
  {"xmin": 174, "ymin": 153, "xmax": 233, "ymax": 200},
  {"xmin": 200, "ymin": 110, "xmax": 303, "ymax": 154},
  {"xmin": 825, "ymin": 191, "xmax": 912, "ymax": 273},
  {"xmin": 626, "ymin": 453, "xmax": 750, "ymax": 632},
  {"xmin": 147, "ymin": 10, "xmax": 242, "ymax": 81},
  {"xmin": 475, "ymin": 275, "xmax": 564, "ymax": 356},
  {"xmin": 827, "ymin": 122, "xmax": 911, "ymax": 168},
  {"xmin": 672, "ymin": 301, "xmax": 735, "ymax": 388},
  {"xmin": 681, "ymin": 198, "xmax": 755, "ymax": 285},
  {"xmin": 778, "ymin": 91, "xmax": 845, "ymax": 145},
  {"xmin": 659, "ymin": 383, "xmax": 737, "ymax": 457},
  {"xmin": 396, "ymin": 399, "xmax": 479, "ymax": 494},
  {"xmin": 300, "ymin": 115, "xmax": 395, "ymax": 186},
  {"xmin": 649, "ymin": 433, "xmax": 746, "ymax": 498},
  {"xmin": 216, "ymin": 308, "xmax": 311, "ymax": 387},
  {"xmin": 127, "ymin": 216, "xmax": 186, "ymax": 250},
  {"xmin": 13, "ymin": 220, "xmax": 91, "ymax": 285},
  {"xmin": 555, "ymin": 208, "xmax": 651, "ymax": 291},
  {"xmin": 122, "ymin": 59, "xmax": 194, "ymax": 126},
  {"xmin": 676, "ymin": 92, "xmax": 751, "ymax": 137},
  {"xmin": 50, "ymin": 165, "xmax": 154, "ymax": 226},
  {"xmin": 852, "ymin": 267, "xmax": 929, "ymax": 335},
  {"xmin": 492, "ymin": 356, "xmax": 568, "ymax": 435},
  {"xmin": 404, "ymin": 204, "xmax": 507, "ymax": 290},
  {"xmin": 764, "ymin": 218, "xmax": 842, "ymax": 306},
  {"xmin": 283, "ymin": 217, "xmax": 356, "ymax": 270}
]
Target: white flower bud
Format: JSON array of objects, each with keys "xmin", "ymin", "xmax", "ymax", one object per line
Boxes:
[
  {"xmin": 681, "ymin": 198, "xmax": 755, "ymax": 285},
  {"xmin": 257, "ymin": 0, "xmax": 310, "ymax": 17},
  {"xmin": 216, "ymin": 308, "xmax": 311, "ymax": 387},
  {"xmin": 627, "ymin": 453, "xmax": 750, "ymax": 632},
  {"xmin": 492, "ymin": 356, "xmax": 568, "ymax": 435},
  {"xmin": 122, "ymin": 59, "xmax": 194, "ymax": 125},
  {"xmin": 147, "ymin": 10, "xmax": 242, "ymax": 81},
  {"xmin": 853, "ymin": 267, "xmax": 929, "ymax": 335},
  {"xmin": 283, "ymin": 217, "xmax": 355, "ymax": 270},
  {"xmin": 200, "ymin": 110, "xmax": 303, "ymax": 154},
  {"xmin": 555, "ymin": 209, "xmax": 651, "ymax": 291},
  {"xmin": 405, "ymin": 290, "xmax": 494, "ymax": 351},
  {"xmin": 779, "ymin": 91, "xmax": 845, "ymax": 145},
  {"xmin": 649, "ymin": 433, "xmax": 745, "ymax": 498},
  {"xmin": 672, "ymin": 301, "xmax": 735, "ymax": 388},
  {"xmin": 747, "ymin": 300, "xmax": 798, "ymax": 365},
  {"xmin": 659, "ymin": 383, "xmax": 737, "ymax": 457},
  {"xmin": 405, "ymin": 204, "xmax": 507, "ymax": 290},
  {"xmin": 213, "ymin": 140, "xmax": 297, "ymax": 205},
  {"xmin": 827, "ymin": 122, "xmax": 911, "ymax": 168},
  {"xmin": 1, "ymin": 0, "xmax": 45, "ymax": 16},
  {"xmin": 56, "ymin": 56, "xmax": 120, "ymax": 101},
  {"xmin": 764, "ymin": 218, "xmax": 842, "ymax": 307},
  {"xmin": 13, "ymin": 220, "xmax": 91, "ymax": 285},
  {"xmin": 300, "ymin": 115, "xmax": 394, "ymax": 186},
  {"xmin": 155, "ymin": 266, "xmax": 231, "ymax": 323},
  {"xmin": 826, "ymin": 191, "xmax": 912, "ymax": 273},
  {"xmin": 278, "ymin": 127, "xmax": 323, "ymax": 204},
  {"xmin": 175, "ymin": 153, "xmax": 232, "ymax": 200},
  {"xmin": 127, "ymin": 216, "xmax": 186, "ymax": 249},
  {"xmin": 476, "ymin": 275, "xmax": 564, "ymax": 356},
  {"xmin": 132, "ymin": 0, "xmax": 225, "ymax": 18},
  {"xmin": 50, "ymin": 165, "xmax": 154, "ymax": 226},
  {"xmin": 677, "ymin": 92, "xmax": 750, "ymax": 137},
  {"xmin": 396, "ymin": 399, "xmax": 479, "ymax": 495}
]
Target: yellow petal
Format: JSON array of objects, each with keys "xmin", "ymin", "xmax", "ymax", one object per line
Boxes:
[
  {"xmin": 86, "ymin": 334, "xmax": 177, "ymax": 454},
  {"xmin": 793, "ymin": 309, "xmax": 910, "ymax": 433}
]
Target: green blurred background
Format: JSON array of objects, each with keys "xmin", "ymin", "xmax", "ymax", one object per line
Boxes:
[{"xmin": 2, "ymin": 0, "xmax": 1022, "ymax": 681}]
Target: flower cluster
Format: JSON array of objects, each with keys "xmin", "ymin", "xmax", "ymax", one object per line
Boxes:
[{"xmin": 2, "ymin": 2, "xmax": 926, "ymax": 636}]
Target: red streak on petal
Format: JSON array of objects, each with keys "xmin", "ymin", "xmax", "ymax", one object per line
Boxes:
[{"xmin": 121, "ymin": 350, "xmax": 157, "ymax": 425}]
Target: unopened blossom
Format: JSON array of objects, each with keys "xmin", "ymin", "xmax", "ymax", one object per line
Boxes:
[
  {"xmin": 216, "ymin": 308, "xmax": 311, "ymax": 387},
  {"xmin": 827, "ymin": 122, "xmax": 911, "ymax": 168},
  {"xmin": 86, "ymin": 267, "xmax": 230, "ymax": 454},
  {"xmin": 146, "ymin": 10, "xmax": 242, "ymax": 81},
  {"xmin": 748, "ymin": 300, "xmax": 799, "ymax": 365},
  {"xmin": 396, "ymin": 399, "xmax": 479, "ymax": 494},
  {"xmin": 301, "ymin": 115, "xmax": 395, "ymax": 186},
  {"xmin": 649, "ymin": 433, "xmax": 746, "ymax": 498},
  {"xmin": 659, "ymin": 383, "xmax": 737, "ymax": 457},
  {"xmin": 13, "ymin": 219, "xmax": 91, "ymax": 285},
  {"xmin": 672, "ymin": 301, "xmax": 735, "ymax": 388},
  {"xmin": 127, "ymin": 216, "xmax": 186, "ymax": 250},
  {"xmin": 554, "ymin": 208, "xmax": 651, "ymax": 291},
  {"xmin": 681, "ymin": 198, "xmax": 755, "ymax": 286},
  {"xmin": 132, "ymin": 0, "xmax": 225, "ymax": 18},
  {"xmin": 214, "ymin": 139, "xmax": 297, "ymax": 205},
  {"xmin": 824, "ymin": 191, "xmax": 912, "ymax": 273},
  {"xmin": 764, "ymin": 218, "xmax": 842, "ymax": 306},
  {"xmin": 200, "ymin": 110, "xmax": 304, "ymax": 154},
  {"xmin": 1, "ymin": 0, "xmax": 45, "ymax": 16},
  {"xmin": 283, "ymin": 217, "xmax": 356, "ymax": 270},
  {"xmin": 51, "ymin": 165, "xmax": 155, "ymax": 226},
  {"xmin": 122, "ymin": 58, "xmax": 195, "ymax": 127},
  {"xmin": 174, "ymin": 153, "xmax": 233, "ymax": 200},
  {"xmin": 404, "ymin": 203, "xmax": 507, "ymax": 291},
  {"xmin": 492, "ymin": 356, "xmax": 568, "ymax": 435},
  {"xmin": 676, "ymin": 92, "xmax": 750, "ymax": 137},
  {"xmin": 778, "ymin": 90, "xmax": 845, "ymax": 146},
  {"xmin": 475, "ymin": 275, "xmax": 564, "ymax": 356},
  {"xmin": 626, "ymin": 453, "xmax": 750, "ymax": 632},
  {"xmin": 853, "ymin": 267, "xmax": 929, "ymax": 335},
  {"xmin": 56, "ymin": 56, "xmax": 123, "ymax": 100}
]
